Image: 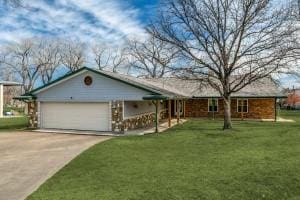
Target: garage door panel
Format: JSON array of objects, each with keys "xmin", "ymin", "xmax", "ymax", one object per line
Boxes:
[{"xmin": 41, "ymin": 102, "xmax": 110, "ymax": 131}]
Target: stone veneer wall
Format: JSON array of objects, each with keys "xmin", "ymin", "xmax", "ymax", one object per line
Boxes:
[
  {"xmin": 123, "ymin": 109, "xmax": 168, "ymax": 131},
  {"xmin": 123, "ymin": 113, "xmax": 155, "ymax": 131},
  {"xmin": 111, "ymin": 101, "xmax": 124, "ymax": 133},
  {"xmin": 28, "ymin": 101, "xmax": 38, "ymax": 128},
  {"xmin": 159, "ymin": 109, "xmax": 168, "ymax": 120},
  {"xmin": 185, "ymin": 98, "xmax": 275, "ymax": 120}
]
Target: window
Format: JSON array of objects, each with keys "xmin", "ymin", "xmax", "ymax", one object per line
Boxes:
[
  {"xmin": 208, "ymin": 98, "xmax": 218, "ymax": 112},
  {"xmin": 237, "ymin": 99, "xmax": 248, "ymax": 113},
  {"xmin": 84, "ymin": 76, "xmax": 93, "ymax": 86}
]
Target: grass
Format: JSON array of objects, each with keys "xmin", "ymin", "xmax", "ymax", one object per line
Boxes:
[
  {"xmin": 0, "ymin": 116, "xmax": 29, "ymax": 131},
  {"xmin": 28, "ymin": 111, "xmax": 300, "ymax": 200}
]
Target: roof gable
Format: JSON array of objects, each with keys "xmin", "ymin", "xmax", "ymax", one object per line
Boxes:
[
  {"xmin": 35, "ymin": 70, "xmax": 159, "ymax": 101},
  {"xmin": 29, "ymin": 67, "xmax": 161, "ymax": 96}
]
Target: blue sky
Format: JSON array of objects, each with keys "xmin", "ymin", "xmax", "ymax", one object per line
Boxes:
[
  {"xmin": 0, "ymin": 0, "xmax": 159, "ymax": 44},
  {"xmin": 0, "ymin": 0, "xmax": 298, "ymax": 88}
]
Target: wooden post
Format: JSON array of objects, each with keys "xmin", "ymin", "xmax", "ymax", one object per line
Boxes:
[
  {"xmin": 168, "ymin": 99, "xmax": 171, "ymax": 127},
  {"xmin": 183, "ymin": 100, "xmax": 186, "ymax": 119},
  {"xmin": 274, "ymin": 97, "xmax": 277, "ymax": 122},
  {"xmin": 155, "ymin": 100, "xmax": 159, "ymax": 133},
  {"xmin": 177, "ymin": 99, "xmax": 180, "ymax": 124}
]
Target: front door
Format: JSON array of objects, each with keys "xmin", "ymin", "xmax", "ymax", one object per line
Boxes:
[{"xmin": 174, "ymin": 100, "xmax": 183, "ymax": 117}]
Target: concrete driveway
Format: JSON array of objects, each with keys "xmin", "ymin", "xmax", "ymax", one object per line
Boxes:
[{"xmin": 0, "ymin": 131, "xmax": 111, "ymax": 200}]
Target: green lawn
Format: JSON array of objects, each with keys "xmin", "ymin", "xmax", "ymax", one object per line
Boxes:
[
  {"xmin": 0, "ymin": 116, "xmax": 29, "ymax": 131},
  {"xmin": 28, "ymin": 111, "xmax": 300, "ymax": 200}
]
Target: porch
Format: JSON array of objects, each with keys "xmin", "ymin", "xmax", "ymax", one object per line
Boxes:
[{"xmin": 136, "ymin": 96, "xmax": 187, "ymax": 133}]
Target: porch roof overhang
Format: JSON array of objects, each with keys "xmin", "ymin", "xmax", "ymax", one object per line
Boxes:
[
  {"xmin": 143, "ymin": 95, "xmax": 188, "ymax": 100},
  {"xmin": 13, "ymin": 95, "xmax": 36, "ymax": 102},
  {"xmin": 143, "ymin": 95, "xmax": 169, "ymax": 100},
  {"xmin": 0, "ymin": 81, "xmax": 23, "ymax": 86}
]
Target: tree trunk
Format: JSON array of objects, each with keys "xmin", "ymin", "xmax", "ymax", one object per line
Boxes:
[{"xmin": 223, "ymin": 96, "xmax": 232, "ymax": 130}]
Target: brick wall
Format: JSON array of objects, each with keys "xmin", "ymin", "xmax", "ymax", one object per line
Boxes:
[
  {"xmin": 287, "ymin": 92, "xmax": 300, "ymax": 106},
  {"xmin": 185, "ymin": 98, "xmax": 275, "ymax": 120}
]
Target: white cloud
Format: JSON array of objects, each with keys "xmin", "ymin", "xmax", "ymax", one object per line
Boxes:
[{"xmin": 0, "ymin": 0, "xmax": 147, "ymax": 45}]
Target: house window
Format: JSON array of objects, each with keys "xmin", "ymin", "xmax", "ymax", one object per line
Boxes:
[
  {"xmin": 237, "ymin": 99, "xmax": 248, "ymax": 113},
  {"xmin": 84, "ymin": 76, "xmax": 93, "ymax": 86},
  {"xmin": 208, "ymin": 98, "xmax": 218, "ymax": 112}
]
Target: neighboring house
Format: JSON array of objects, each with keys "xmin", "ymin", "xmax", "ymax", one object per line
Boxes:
[
  {"xmin": 284, "ymin": 89, "xmax": 300, "ymax": 110},
  {"xmin": 0, "ymin": 81, "xmax": 22, "ymax": 117},
  {"xmin": 17, "ymin": 67, "xmax": 284, "ymax": 133}
]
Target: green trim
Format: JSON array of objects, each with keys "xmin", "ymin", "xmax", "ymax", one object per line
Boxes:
[
  {"xmin": 87, "ymin": 67, "xmax": 161, "ymax": 95},
  {"xmin": 27, "ymin": 68, "xmax": 85, "ymax": 95},
  {"xmin": 27, "ymin": 67, "xmax": 161, "ymax": 96},
  {"xmin": 13, "ymin": 95, "xmax": 36, "ymax": 100},
  {"xmin": 13, "ymin": 95, "xmax": 36, "ymax": 102},
  {"xmin": 143, "ymin": 95, "xmax": 169, "ymax": 100}
]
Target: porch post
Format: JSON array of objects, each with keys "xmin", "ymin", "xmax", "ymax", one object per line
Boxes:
[
  {"xmin": 183, "ymin": 99, "xmax": 186, "ymax": 119},
  {"xmin": 155, "ymin": 100, "xmax": 159, "ymax": 133},
  {"xmin": 168, "ymin": 99, "xmax": 171, "ymax": 127},
  {"xmin": 0, "ymin": 84, "xmax": 3, "ymax": 118},
  {"xmin": 275, "ymin": 97, "xmax": 277, "ymax": 122},
  {"xmin": 177, "ymin": 99, "xmax": 180, "ymax": 124}
]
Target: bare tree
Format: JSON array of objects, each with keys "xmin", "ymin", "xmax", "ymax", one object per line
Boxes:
[
  {"xmin": 128, "ymin": 34, "xmax": 178, "ymax": 78},
  {"xmin": 298, "ymin": 0, "xmax": 300, "ymax": 16},
  {"xmin": 150, "ymin": 0, "xmax": 299, "ymax": 129},
  {"xmin": 111, "ymin": 46, "xmax": 128, "ymax": 73},
  {"xmin": 0, "ymin": 39, "xmax": 45, "ymax": 93},
  {"xmin": 92, "ymin": 43, "xmax": 128, "ymax": 72},
  {"xmin": 93, "ymin": 43, "xmax": 112, "ymax": 70},
  {"xmin": 35, "ymin": 39, "xmax": 61, "ymax": 84},
  {"xmin": 61, "ymin": 40, "xmax": 85, "ymax": 72}
]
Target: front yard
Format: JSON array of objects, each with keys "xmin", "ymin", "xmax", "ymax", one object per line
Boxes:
[
  {"xmin": 0, "ymin": 116, "xmax": 28, "ymax": 131},
  {"xmin": 28, "ymin": 111, "xmax": 300, "ymax": 200}
]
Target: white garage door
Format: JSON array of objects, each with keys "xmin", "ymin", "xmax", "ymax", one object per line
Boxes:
[{"xmin": 41, "ymin": 102, "xmax": 110, "ymax": 131}]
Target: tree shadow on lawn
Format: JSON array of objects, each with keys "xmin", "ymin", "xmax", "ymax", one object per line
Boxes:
[{"xmin": 162, "ymin": 119, "xmax": 289, "ymax": 139}]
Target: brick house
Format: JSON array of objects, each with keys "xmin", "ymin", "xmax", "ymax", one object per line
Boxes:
[
  {"xmin": 16, "ymin": 67, "xmax": 285, "ymax": 134},
  {"xmin": 285, "ymin": 89, "xmax": 300, "ymax": 109}
]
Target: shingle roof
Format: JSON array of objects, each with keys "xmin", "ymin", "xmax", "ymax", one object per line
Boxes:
[
  {"xmin": 148, "ymin": 77, "xmax": 284, "ymax": 98},
  {"xmin": 103, "ymin": 70, "xmax": 284, "ymax": 98},
  {"xmin": 101, "ymin": 70, "xmax": 189, "ymax": 97},
  {"xmin": 26, "ymin": 67, "xmax": 285, "ymax": 98}
]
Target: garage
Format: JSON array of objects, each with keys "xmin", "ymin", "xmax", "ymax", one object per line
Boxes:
[
  {"xmin": 17, "ymin": 68, "xmax": 159, "ymax": 133},
  {"xmin": 40, "ymin": 102, "xmax": 110, "ymax": 131}
]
